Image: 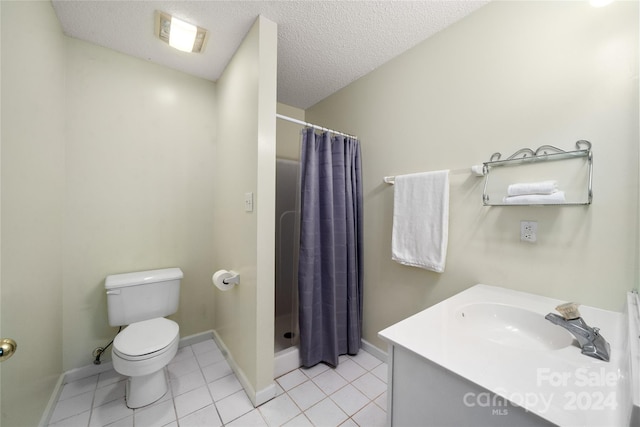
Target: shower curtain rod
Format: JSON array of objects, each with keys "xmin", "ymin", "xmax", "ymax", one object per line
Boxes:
[{"xmin": 276, "ymin": 113, "xmax": 357, "ymax": 139}]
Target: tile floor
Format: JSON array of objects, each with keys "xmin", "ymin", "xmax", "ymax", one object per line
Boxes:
[{"xmin": 47, "ymin": 338, "xmax": 388, "ymax": 426}]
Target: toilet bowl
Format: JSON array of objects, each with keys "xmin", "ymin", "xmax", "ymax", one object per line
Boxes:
[
  {"xmin": 105, "ymin": 268, "xmax": 183, "ymax": 409},
  {"xmin": 112, "ymin": 318, "xmax": 180, "ymax": 408}
]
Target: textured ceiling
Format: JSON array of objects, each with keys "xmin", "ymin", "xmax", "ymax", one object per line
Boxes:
[{"xmin": 51, "ymin": 1, "xmax": 488, "ymax": 109}]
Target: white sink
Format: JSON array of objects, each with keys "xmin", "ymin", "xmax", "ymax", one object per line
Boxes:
[
  {"xmin": 454, "ymin": 302, "xmax": 574, "ymax": 351},
  {"xmin": 379, "ymin": 284, "xmax": 631, "ymax": 427}
]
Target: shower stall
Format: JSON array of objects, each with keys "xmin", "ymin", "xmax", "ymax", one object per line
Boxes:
[{"xmin": 274, "ymin": 158, "xmax": 301, "ymax": 376}]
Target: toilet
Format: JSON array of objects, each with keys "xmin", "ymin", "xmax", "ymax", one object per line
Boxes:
[{"xmin": 105, "ymin": 267, "xmax": 183, "ymax": 409}]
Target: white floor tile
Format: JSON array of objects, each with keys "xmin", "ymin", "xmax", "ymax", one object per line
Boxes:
[
  {"xmin": 304, "ymin": 398, "xmax": 348, "ymax": 427},
  {"xmin": 371, "ymin": 363, "xmax": 388, "ymax": 383},
  {"xmin": 335, "ymin": 359, "xmax": 366, "ymax": 382},
  {"xmin": 202, "ymin": 359, "xmax": 233, "ymax": 383},
  {"xmin": 89, "ymin": 398, "xmax": 133, "ymax": 427},
  {"xmin": 192, "ymin": 339, "xmax": 220, "ymax": 355},
  {"xmin": 274, "ymin": 382, "xmax": 285, "ymax": 397},
  {"xmin": 134, "ymin": 399, "xmax": 176, "ymax": 427},
  {"xmin": 330, "ymin": 384, "xmax": 369, "ymax": 416},
  {"xmin": 350, "ymin": 351, "xmax": 382, "ymax": 371},
  {"xmin": 178, "ymin": 404, "xmax": 222, "ymax": 427},
  {"xmin": 209, "ymin": 374, "xmax": 243, "ymax": 401},
  {"xmin": 103, "ymin": 415, "xmax": 133, "ymax": 427},
  {"xmin": 216, "ymin": 389, "xmax": 254, "ymax": 424},
  {"xmin": 170, "ymin": 368, "xmax": 206, "ymax": 396},
  {"xmin": 93, "ymin": 380, "xmax": 126, "ymax": 408},
  {"xmin": 97, "ymin": 370, "xmax": 127, "ymax": 389},
  {"xmin": 282, "ymin": 413, "xmax": 314, "ymax": 427},
  {"xmin": 50, "ymin": 392, "xmax": 94, "ymax": 424},
  {"xmin": 173, "ymin": 385, "xmax": 214, "ymax": 419},
  {"xmin": 47, "ymin": 338, "xmax": 388, "ymax": 427},
  {"xmin": 287, "ymin": 380, "xmax": 325, "ymax": 411},
  {"xmin": 167, "ymin": 356, "xmax": 200, "ymax": 379},
  {"xmin": 48, "ymin": 409, "xmax": 91, "ymax": 427},
  {"xmin": 351, "ymin": 372, "xmax": 386, "ymax": 400},
  {"xmin": 352, "ymin": 401, "xmax": 386, "ymax": 427},
  {"xmin": 258, "ymin": 393, "xmax": 300, "ymax": 426},
  {"xmin": 312, "ymin": 369, "xmax": 348, "ymax": 395},
  {"xmin": 301, "ymin": 363, "xmax": 330, "ymax": 379},
  {"xmin": 374, "ymin": 392, "xmax": 387, "ymax": 411},
  {"xmin": 141, "ymin": 387, "xmax": 172, "ymax": 410},
  {"xmin": 172, "ymin": 346, "xmax": 195, "ymax": 363},
  {"xmin": 225, "ymin": 409, "xmax": 268, "ymax": 427},
  {"xmin": 196, "ymin": 347, "xmax": 225, "ymax": 368},
  {"xmin": 276, "ymin": 369, "xmax": 308, "ymax": 391},
  {"xmin": 59, "ymin": 375, "xmax": 98, "ymax": 401}
]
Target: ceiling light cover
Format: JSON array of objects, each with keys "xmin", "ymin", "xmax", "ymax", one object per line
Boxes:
[
  {"xmin": 156, "ymin": 11, "xmax": 208, "ymax": 53},
  {"xmin": 589, "ymin": 0, "xmax": 614, "ymax": 7}
]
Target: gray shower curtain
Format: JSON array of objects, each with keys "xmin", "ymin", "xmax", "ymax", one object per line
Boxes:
[{"xmin": 298, "ymin": 128, "xmax": 363, "ymax": 368}]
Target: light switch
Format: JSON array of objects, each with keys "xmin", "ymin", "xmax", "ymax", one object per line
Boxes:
[{"xmin": 244, "ymin": 192, "xmax": 254, "ymax": 212}]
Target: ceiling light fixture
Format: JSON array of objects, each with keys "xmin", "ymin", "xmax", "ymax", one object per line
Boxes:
[
  {"xmin": 155, "ymin": 11, "xmax": 208, "ymax": 53},
  {"xmin": 589, "ymin": 0, "xmax": 614, "ymax": 7}
]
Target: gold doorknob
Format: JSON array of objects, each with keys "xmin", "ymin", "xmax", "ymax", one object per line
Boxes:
[{"xmin": 0, "ymin": 338, "xmax": 17, "ymax": 362}]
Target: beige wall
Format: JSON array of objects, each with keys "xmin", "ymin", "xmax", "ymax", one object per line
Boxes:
[
  {"xmin": 1, "ymin": 1, "xmax": 66, "ymax": 425},
  {"xmin": 254, "ymin": 16, "xmax": 278, "ymax": 402},
  {"xmin": 1, "ymin": 2, "xmax": 4, "ymax": 422},
  {"xmin": 64, "ymin": 38, "xmax": 218, "ymax": 371},
  {"xmin": 214, "ymin": 16, "xmax": 277, "ymax": 405},
  {"xmin": 276, "ymin": 103, "xmax": 304, "ymax": 160},
  {"xmin": 2, "ymin": 0, "xmax": 636, "ymax": 422},
  {"xmin": 1, "ymin": 2, "xmax": 278, "ymax": 417},
  {"xmin": 307, "ymin": 1, "xmax": 639, "ymax": 350}
]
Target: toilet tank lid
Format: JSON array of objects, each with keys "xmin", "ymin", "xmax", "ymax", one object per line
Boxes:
[{"xmin": 105, "ymin": 268, "xmax": 183, "ymax": 289}]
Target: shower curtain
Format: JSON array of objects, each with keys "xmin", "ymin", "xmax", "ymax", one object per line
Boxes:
[{"xmin": 298, "ymin": 127, "xmax": 363, "ymax": 368}]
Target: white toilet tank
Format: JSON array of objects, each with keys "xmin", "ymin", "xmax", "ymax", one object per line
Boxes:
[{"xmin": 105, "ymin": 268, "xmax": 183, "ymax": 326}]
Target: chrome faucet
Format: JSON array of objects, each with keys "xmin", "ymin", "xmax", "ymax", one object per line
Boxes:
[{"xmin": 545, "ymin": 302, "xmax": 610, "ymax": 362}]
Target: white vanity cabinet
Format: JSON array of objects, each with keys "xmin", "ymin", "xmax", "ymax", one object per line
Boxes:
[
  {"xmin": 384, "ymin": 343, "xmax": 552, "ymax": 426},
  {"xmin": 378, "ymin": 284, "xmax": 629, "ymax": 427}
]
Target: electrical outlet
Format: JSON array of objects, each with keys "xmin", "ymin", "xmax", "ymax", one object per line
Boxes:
[{"xmin": 520, "ymin": 220, "xmax": 537, "ymax": 243}]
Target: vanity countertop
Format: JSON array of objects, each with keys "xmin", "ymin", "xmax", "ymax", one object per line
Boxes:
[{"xmin": 379, "ymin": 284, "xmax": 629, "ymax": 427}]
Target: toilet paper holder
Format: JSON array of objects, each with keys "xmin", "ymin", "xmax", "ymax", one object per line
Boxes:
[
  {"xmin": 222, "ymin": 273, "xmax": 240, "ymax": 285},
  {"xmin": 212, "ymin": 269, "xmax": 240, "ymax": 291}
]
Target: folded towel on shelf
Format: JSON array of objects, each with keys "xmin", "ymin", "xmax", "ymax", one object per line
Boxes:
[
  {"xmin": 502, "ymin": 191, "xmax": 566, "ymax": 205},
  {"xmin": 507, "ymin": 180, "xmax": 558, "ymax": 196},
  {"xmin": 392, "ymin": 170, "xmax": 449, "ymax": 273}
]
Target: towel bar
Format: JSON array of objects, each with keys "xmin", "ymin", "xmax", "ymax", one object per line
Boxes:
[{"xmin": 384, "ymin": 166, "xmax": 484, "ymax": 185}]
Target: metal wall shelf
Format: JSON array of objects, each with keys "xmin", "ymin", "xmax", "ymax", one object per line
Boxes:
[{"xmin": 482, "ymin": 140, "xmax": 593, "ymax": 206}]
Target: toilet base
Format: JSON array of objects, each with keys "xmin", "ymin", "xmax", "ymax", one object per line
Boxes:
[{"xmin": 125, "ymin": 368, "xmax": 168, "ymax": 409}]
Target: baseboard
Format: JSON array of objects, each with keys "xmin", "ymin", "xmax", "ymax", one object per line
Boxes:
[
  {"xmin": 64, "ymin": 360, "xmax": 115, "ymax": 384},
  {"xmin": 274, "ymin": 346, "xmax": 301, "ymax": 378},
  {"xmin": 361, "ymin": 339, "xmax": 388, "ymax": 363},
  {"xmin": 62, "ymin": 330, "xmax": 215, "ymax": 384},
  {"xmin": 39, "ymin": 361, "xmax": 115, "ymax": 425},
  {"xmin": 178, "ymin": 329, "xmax": 216, "ymax": 348},
  {"xmin": 40, "ymin": 331, "xmax": 380, "ymax": 425},
  {"xmin": 37, "ymin": 374, "xmax": 65, "ymax": 427},
  {"xmin": 40, "ymin": 330, "xmax": 217, "ymax": 425},
  {"xmin": 211, "ymin": 330, "xmax": 277, "ymax": 407}
]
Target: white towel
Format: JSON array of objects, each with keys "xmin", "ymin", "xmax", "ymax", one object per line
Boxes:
[
  {"xmin": 502, "ymin": 191, "xmax": 566, "ymax": 205},
  {"xmin": 392, "ymin": 170, "xmax": 449, "ymax": 273},
  {"xmin": 507, "ymin": 180, "xmax": 558, "ymax": 196}
]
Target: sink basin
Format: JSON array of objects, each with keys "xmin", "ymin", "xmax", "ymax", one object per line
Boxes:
[
  {"xmin": 455, "ymin": 302, "xmax": 574, "ymax": 350},
  {"xmin": 379, "ymin": 284, "xmax": 629, "ymax": 427}
]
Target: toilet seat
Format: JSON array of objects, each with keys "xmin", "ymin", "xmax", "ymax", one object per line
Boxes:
[{"xmin": 113, "ymin": 318, "xmax": 179, "ymax": 361}]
